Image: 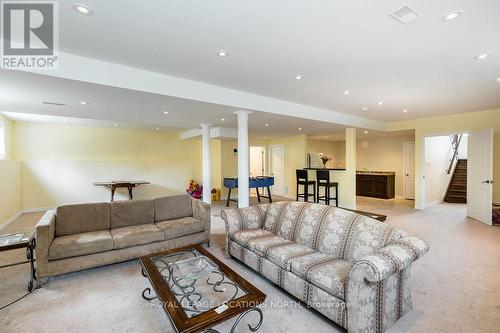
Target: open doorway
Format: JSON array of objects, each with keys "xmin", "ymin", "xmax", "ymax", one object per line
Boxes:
[{"xmin": 424, "ymin": 134, "xmax": 468, "ymax": 208}]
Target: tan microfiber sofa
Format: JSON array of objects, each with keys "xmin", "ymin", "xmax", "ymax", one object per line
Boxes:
[
  {"xmin": 35, "ymin": 195, "xmax": 210, "ymax": 279},
  {"xmin": 222, "ymin": 202, "xmax": 428, "ymax": 333}
]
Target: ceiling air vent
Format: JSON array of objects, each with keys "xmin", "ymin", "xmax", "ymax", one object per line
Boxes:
[{"xmin": 389, "ymin": 4, "xmax": 420, "ymax": 25}]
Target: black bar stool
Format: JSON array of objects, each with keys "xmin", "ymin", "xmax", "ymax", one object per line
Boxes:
[
  {"xmin": 296, "ymin": 170, "xmax": 316, "ymax": 202},
  {"xmin": 316, "ymin": 170, "xmax": 339, "ymax": 207}
]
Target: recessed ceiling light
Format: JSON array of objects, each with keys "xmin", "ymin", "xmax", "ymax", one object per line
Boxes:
[
  {"xmin": 79, "ymin": 101, "xmax": 88, "ymax": 105},
  {"xmin": 442, "ymin": 10, "xmax": 462, "ymax": 22},
  {"xmin": 73, "ymin": 4, "xmax": 93, "ymax": 16},
  {"xmin": 363, "ymin": 130, "xmax": 369, "ymax": 134},
  {"xmin": 265, "ymin": 123, "xmax": 269, "ymax": 127},
  {"xmin": 474, "ymin": 54, "xmax": 490, "ymax": 60},
  {"xmin": 114, "ymin": 123, "xmax": 118, "ymax": 127},
  {"xmin": 221, "ymin": 118, "xmax": 225, "ymax": 122},
  {"xmin": 343, "ymin": 90, "xmax": 350, "ymax": 95},
  {"xmin": 360, "ymin": 107, "xmax": 369, "ymax": 111},
  {"xmin": 403, "ymin": 109, "xmax": 408, "ymax": 113},
  {"xmin": 378, "ymin": 101, "xmax": 384, "ymax": 106},
  {"xmin": 294, "ymin": 75, "xmax": 303, "ymax": 80},
  {"xmin": 298, "ymin": 127, "xmax": 302, "ymax": 131},
  {"xmin": 155, "ymin": 127, "xmax": 160, "ymax": 130},
  {"xmin": 163, "ymin": 111, "xmax": 169, "ymax": 114},
  {"xmin": 496, "ymin": 78, "xmax": 500, "ymax": 82},
  {"xmin": 217, "ymin": 50, "xmax": 228, "ymax": 57}
]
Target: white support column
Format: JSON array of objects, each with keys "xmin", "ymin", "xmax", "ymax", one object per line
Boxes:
[
  {"xmin": 235, "ymin": 110, "xmax": 252, "ymax": 207},
  {"xmin": 200, "ymin": 124, "xmax": 211, "ymax": 204},
  {"xmin": 345, "ymin": 128, "xmax": 357, "ymax": 209}
]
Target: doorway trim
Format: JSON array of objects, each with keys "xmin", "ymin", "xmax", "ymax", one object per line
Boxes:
[
  {"xmin": 403, "ymin": 141, "xmax": 415, "ymax": 200},
  {"xmin": 418, "ymin": 130, "xmax": 471, "ymax": 210}
]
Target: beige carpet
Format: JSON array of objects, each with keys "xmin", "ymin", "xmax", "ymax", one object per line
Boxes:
[{"xmin": 1, "ymin": 198, "xmax": 500, "ymax": 332}]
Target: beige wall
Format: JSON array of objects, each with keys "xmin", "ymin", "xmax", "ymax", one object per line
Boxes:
[
  {"xmin": 14, "ymin": 122, "xmax": 201, "ymax": 208},
  {"xmin": 388, "ymin": 108, "xmax": 500, "ymax": 207},
  {"xmin": 0, "ymin": 115, "xmax": 22, "ymax": 224},
  {"xmin": 269, "ymin": 135, "xmax": 307, "ymax": 198},
  {"xmin": 306, "ymin": 139, "xmax": 345, "ymax": 168},
  {"xmin": 0, "ymin": 160, "xmax": 22, "ymax": 224},
  {"xmin": 356, "ymin": 135, "xmax": 415, "ymax": 197}
]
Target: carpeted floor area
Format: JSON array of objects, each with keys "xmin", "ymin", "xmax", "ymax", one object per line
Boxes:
[{"xmin": 1, "ymin": 197, "xmax": 500, "ymax": 332}]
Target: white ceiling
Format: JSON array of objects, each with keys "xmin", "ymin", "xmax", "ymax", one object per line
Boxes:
[
  {"xmin": 50, "ymin": 0, "xmax": 500, "ymax": 122},
  {"xmin": 0, "ymin": 71, "xmax": 346, "ymax": 137}
]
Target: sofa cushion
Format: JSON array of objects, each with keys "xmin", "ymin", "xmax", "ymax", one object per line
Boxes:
[
  {"xmin": 230, "ymin": 229, "xmax": 276, "ymax": 250},
  {"xmin": 110, "ymin": 223, "xmax": 165, "ymax": 250},
  {"xmin": 55, "ymin": 203, "xmax": 111, "ymax": 237},
  {"xmin": 289, "ymin": 252, "xmax": 338, "ymax": 278},
  {"xmin": 111, "ymin": 199, "xmax": 155, "ymax": 228},
  {"xmin": 154, "ymin": 195, "xmax": 193, "ymax": 222},
  {"xmin": 156, "ymin": 217, "xmax": 205, "ymax": 240},
  {"xmin": 315, "ymin": 209, "xmax": 406, "ymax": 262},
  {"xmin": 265, "ymin": 243, "xmax": 317, "ymax": 270},
  {"xmin": 49, "ymin": 230, "xmax": 113, "ymax": 260},
  {"xmin": 251, "ymin": 236, "xmax": 293, "ymax": 257},
  {"xmin": 304, "ymin": 259, "xmax": 351, "ymax": 300}
]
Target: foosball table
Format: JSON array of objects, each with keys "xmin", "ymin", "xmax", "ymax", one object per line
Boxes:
[{"xmin": 223, "ymin": 176, "xmax": 274, "ymax": 207}]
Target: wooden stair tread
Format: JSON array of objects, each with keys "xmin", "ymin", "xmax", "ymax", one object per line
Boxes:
[{"xmin": 445, "ymin": 159, "xmax": 467, "ymax": 204}]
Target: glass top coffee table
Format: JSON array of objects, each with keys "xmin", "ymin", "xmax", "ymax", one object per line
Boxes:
[{"xmin": 139, "ymin": 244, "xmax": 266, "ymax": 333}]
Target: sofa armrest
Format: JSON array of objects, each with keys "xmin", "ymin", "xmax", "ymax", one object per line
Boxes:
[
  {"xmin": 35, "ymin": 210, "xmax": 56, "ymax": 267},
  {"xmin": 191, "ymin": 198, "xmax": 211, "ymax": 243},
  {"xmin": 221, "ymin": 205, "xmax": 268, "ymax": 258},
  {"xmin": 350, "ymin": 236, "xmax": 429, "ymax": 283},
  {"xmin": 346, "ymin": 236, "xmax": 428, "ymax": 332}
]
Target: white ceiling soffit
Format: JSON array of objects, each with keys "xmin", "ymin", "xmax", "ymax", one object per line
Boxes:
[
  {"xmin": 309, "ymin": 129, "xmax": 415, "ymax": 141},
  {"xmin": 0, "ymin": 70, "xmax": 348, "ymax": 137},
  {"xmin": 180, "ymin": 127, "xmax": 237, "ymax": 140},
  {"xmin": 12, "ymin": 47, "xmax": 385, "ymax": 131}
]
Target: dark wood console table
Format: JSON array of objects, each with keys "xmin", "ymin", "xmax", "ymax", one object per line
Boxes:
[{"xmin": 93, "ymin": 181, "xmax": 150, "ymax": 202}]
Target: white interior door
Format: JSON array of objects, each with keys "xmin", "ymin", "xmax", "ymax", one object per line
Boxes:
[
  {"xmin": 467, "ymin": 129, "xmax": 493, "ymax": 225},
  {"xmin": 250, "ymin": 146, "xmax": 265, "ymax": 176},
  {"xmin": 269, "ymin": 145, "xmax": 285, "ymax": 195},
  {"xmin": 403, "ymin": 142, "xmax": 415, "ymax": 199}
]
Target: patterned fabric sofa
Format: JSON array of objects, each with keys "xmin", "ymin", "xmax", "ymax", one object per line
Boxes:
[
  {"xmin": 35, "ymin": 195, "xmax": 210, "ymax": 280},
  {"xmin": 221, "ymin": 202, "xmax": 428, "ymax": 333}
]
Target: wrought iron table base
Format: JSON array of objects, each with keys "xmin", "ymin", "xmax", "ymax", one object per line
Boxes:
[
  {"xmin": 203, "ymin": 308, "xmax": 263, "ymax": 333},
  {"xmin": 141, "ymin": 287, "xmax": 263, "ymax": 332},
  {"xmin": 26, "ymin": 237, "xmax": 38, "ymax": 291}
]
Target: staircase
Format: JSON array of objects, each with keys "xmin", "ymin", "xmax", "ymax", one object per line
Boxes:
[{"xmin": 444, "ymin": 159, "xmax": 467, "ymax": 203}]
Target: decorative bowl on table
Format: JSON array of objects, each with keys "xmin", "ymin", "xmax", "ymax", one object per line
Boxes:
[{"xmin": 170, "ymin": 255, "xmax": 219, "ymax": 280}]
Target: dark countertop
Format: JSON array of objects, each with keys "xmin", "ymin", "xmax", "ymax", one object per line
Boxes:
[
  {"xmin": 304, "ymin": 167, "xmax": 347, "ymax": 171},
  {"xmin": 356, "ymin": 171, "xmax": 396, "ymax": 176}
]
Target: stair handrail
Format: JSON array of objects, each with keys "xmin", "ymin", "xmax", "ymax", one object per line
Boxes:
[{"xmin": 446, "ymin": 134, "xmax": 463, "ymax": 175}]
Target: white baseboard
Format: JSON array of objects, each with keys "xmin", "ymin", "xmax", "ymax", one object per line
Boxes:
[
  {"xmin": 425, "ymin": 200, "xmax": 443, "ymax": 208},
  {"xmin": 0, "ymin": 210, "xmax": 24, "ymax": 231},
  {"xmin": 0, "ymin": 207, "xmax": 53, "ymax": 231},
  {"xmin": 23, "ymin": 207, "xmax": 54, "ymax": 213}
]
